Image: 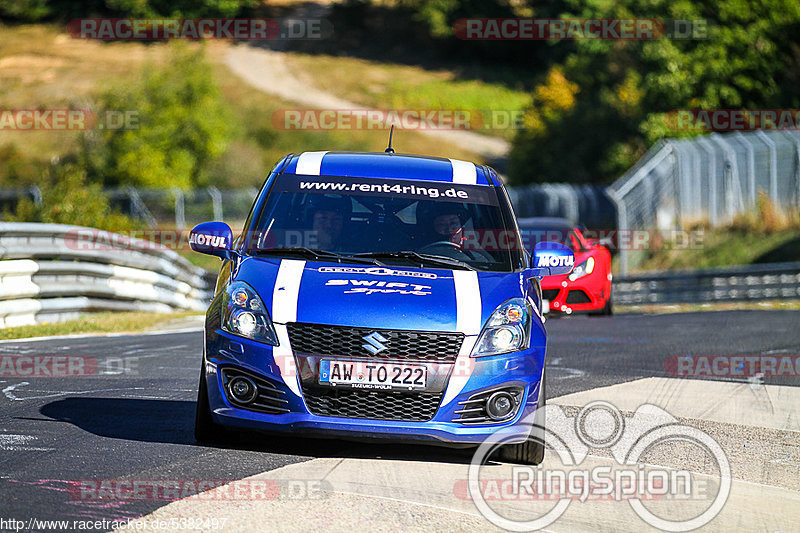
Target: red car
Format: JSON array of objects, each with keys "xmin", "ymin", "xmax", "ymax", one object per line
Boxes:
[{"xmin": 517, "ymin": 217, "xmax": 613, "ymax": 315}]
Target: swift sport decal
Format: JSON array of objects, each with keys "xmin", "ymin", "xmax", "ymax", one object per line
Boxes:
[
  {"xmin": 271, "ymin": 259, "xmax": 306, "ymax": 397},
  {"xmin": 325, "ymin": 279, "xmax": 432, "ymax": 296},
  {"xmin": 318, "ymin": 266, "xmax": 438, "ymax": 280}
]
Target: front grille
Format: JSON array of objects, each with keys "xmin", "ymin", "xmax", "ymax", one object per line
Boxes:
[
  {"xmin": 221, "ymin": 368, "xmax": 290, "ymax": 415},
  {"xmin": 566, "ymin": 289, "xmax": 591, "ymax": 304},
  {"xmin": 302, "ymin": 387, "xmax": 443, "ymax": 421},
  {"xmin": 452, "ymin": 387, "xmax": 523, "ymax": 425},
  {"xmin": 541, "ymin": 289, "xmax": 560, "ymax": 301},
  {"xmin": 287, "ymin": 322, "xmax": 463, "ymax": 363}
]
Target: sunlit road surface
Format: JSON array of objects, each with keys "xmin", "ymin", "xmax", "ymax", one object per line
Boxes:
[{"xmin": 0, "ymin": 311, "xmax": 798, "ymax": 532}]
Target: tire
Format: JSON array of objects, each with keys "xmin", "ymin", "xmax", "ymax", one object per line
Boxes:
[
  {"xmin": 194, "ymin": 364, "xmax": 226, "ymax": 444},
  {"xmin": 589, "ymin": 289, "xmax": 613, "ymax": 316},
  {"xmin": 495, "ymin": 371, "xmax": 546, "ymax": 465}
]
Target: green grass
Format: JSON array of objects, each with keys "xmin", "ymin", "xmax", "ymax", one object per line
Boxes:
[
  {"xmin": 636, "ymin": 228, "xmax": 800, "ymax": 271},
  {"xmin": 0, "ymin": 311, "xmax": 202, "ymax": 341},
  {"xmin": 285, "ymin": 53, "xmax": 531, "ymax": 141},
  {"xmin": 636, "ymin": 194, "xmax": 800, "ymax": 272}
]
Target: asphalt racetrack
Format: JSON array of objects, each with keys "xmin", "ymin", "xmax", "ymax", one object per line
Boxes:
[{"xmin": 1, "ymin": 310, "xmax": 798, "ymax": 532}]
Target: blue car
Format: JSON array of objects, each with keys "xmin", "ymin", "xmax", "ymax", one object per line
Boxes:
[{"xmin": 190, "ymin": 151, "xmax": 573, "ymax": 464}]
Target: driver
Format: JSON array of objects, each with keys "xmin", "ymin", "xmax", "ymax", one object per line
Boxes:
[
  {"xmin": 416, "ymin": 203, "xmax": 469, "ymax": 249},
  {"xmin": 304, "ymin": 195, "xmax": 349, "ymax": 251},
  {"xmin": 432, "ymin": 211, "xmax": 466, "ymax": 247}
]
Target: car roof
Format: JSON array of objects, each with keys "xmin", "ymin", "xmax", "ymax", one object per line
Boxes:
[
  {"xmin": 281, "ymin": 151, "xmax": 498, "ymax": 186},
  {"xmin": 516, "ymin": 217, "xmax": 576, "ymax": 230}
]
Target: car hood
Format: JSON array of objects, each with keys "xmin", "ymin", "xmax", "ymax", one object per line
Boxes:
[{"xmin": 234, "ymin": 256, "xmax": 526, "ymax": 334}]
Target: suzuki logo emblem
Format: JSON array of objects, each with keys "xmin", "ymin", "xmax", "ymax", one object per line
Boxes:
[{"xmin": 362, "ymin": 332, "xmax": 389, "ymax": 355}]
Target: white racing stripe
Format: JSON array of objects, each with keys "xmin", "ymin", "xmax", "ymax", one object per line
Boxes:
[
  {"xmin": 295, "ymin": 151, "xmax": 328, "ymax": 176},
  {"xmin": 453, "ymin": 270, "xmax": 482, "ymax": 335},
  {"xmin": 441, "ymin": 335, "xmax": 479, "ymax": 406},
  {"xmin": 442, "ymin": 270, "xmax": 483, "ymax": 405},
  {"xmin": 271, "ymin": 259, "xmax": 306, "ymax": 397},
  {"xmin": 449, "ymin": 158, "xmax": 477, "ymax": 184}
]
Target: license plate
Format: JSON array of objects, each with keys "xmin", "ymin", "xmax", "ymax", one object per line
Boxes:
[
  {"xmin": 318, "ymin": 360, "xmax": 427, "ymax": 390},
  {"xmin": 542, "ymin": 299, "xmax": 550, "ymax": 314}
]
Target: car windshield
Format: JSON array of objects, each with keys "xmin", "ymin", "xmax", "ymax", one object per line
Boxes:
[
  {"xmin": 248, "ymin": 174, "xmax": 522, "ymax": 271},
  {"xmin": 518, "ymin": 224, "xmax": 579, "ymax": 252}
]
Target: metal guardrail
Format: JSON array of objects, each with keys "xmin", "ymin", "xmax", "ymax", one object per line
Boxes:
[
  {"xmin": 0, "ymin": 223, "xmax": 214, "ymax": 327},
  {"xmin": 613, "ymin": 262, "xmax": 800, "ymax": 305}
]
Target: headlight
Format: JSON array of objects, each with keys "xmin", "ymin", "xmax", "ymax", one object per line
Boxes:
[
  {"xmin": 471, "ymin": 298, "xmax": 532, "ymax": 357},
  {"xmin": 568, "ymin": 257, "xmax": 595, "ymax": 281},
  {"xmin": 222, "ymin": 281, "xmax": 278, "ymax": 345}
]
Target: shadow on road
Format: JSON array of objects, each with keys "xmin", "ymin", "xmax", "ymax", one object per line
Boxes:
[
  {"xmin": 40, "ymin": 397, "xmax": 196, "ymax": 445},
  {"xmin": 39, "ymin": 397, "xmax": 476, "ymax": 464}
]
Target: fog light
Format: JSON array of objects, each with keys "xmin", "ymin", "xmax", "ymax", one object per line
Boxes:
[
  {"xmin": 486, "ymin": 391, "xmax": 515, "ymax": 420},
  {"xmin": 228, "ymin": 376, "xmax": 257, "ymax": 404}
]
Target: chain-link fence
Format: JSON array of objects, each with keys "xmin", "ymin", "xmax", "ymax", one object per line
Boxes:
[
  {"xmin": 609, "ymin": 130, "xmax": 800, "ymax": 273},
  {"xmin": 506, "ymin": 183, "xmax": 615, "ymax": 229}
]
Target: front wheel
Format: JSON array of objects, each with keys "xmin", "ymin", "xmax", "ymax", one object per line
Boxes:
[
  {"xmin": 589, "ymin": 289, "xmax": 613, "ymax": 316},
  {"xmin": 494, "ymin": 371, "xmax": 546, "ymax": 465}
]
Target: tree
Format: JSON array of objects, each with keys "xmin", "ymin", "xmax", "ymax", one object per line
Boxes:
[
  {"xmin": 82, "ymin": 44, "xmax": 234, "ymax": 189},
  {"xmin": 507, "ymin": 0, "xmax": 800, "ymax": 184}
]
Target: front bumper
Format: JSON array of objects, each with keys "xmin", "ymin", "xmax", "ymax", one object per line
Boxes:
[
  {"xmin": 204, "ymin": 329, "xmax": 545, "ymax": 445},
  {"xmin": 541, "ymin": 273, "xmax": 609, "ymax": 313}
]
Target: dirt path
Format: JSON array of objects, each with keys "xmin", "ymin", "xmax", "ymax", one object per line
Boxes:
[{"xmin": 223, "ymin": 42, "xmax": 511, "ymax": 161}]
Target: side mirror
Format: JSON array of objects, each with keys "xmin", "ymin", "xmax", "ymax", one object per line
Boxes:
[
  {"xmin": 529, "ymin": 241, "xmax": 574, "ymax": 276},
  {"xmin": 189, "ymin": 221, "xmax": 233, "ymax": 260}
]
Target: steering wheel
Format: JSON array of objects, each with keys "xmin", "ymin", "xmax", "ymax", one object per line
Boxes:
[{"xmin": 418, "ymin": 241, "xmax": 462, "ymax": 253}]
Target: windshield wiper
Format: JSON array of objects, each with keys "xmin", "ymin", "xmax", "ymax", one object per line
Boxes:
[
  {"xmin": 352, "ymin": 251, "xmax": 475, "ymax": 271},
  {"xmin": 252, "ymin": 247, "xmax": 385, "ymax": 266}
]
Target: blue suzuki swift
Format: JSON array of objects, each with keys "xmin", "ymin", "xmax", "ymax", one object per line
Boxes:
[{"xmin": 190, "ymin": 150, "xmax": 573, "ymax": 464}]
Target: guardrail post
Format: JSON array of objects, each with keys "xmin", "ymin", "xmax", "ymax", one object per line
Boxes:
[
  {"xmin": 208, "ymin": 186, "xmax": 223, "ymax": 221},
  {"xmin": 171, "ymin": 187, "xmax": 186, "ymax": 230},
  {"xmin": 734, "ymin": 132, "xmax": 757, "ymax": 208},
  {"xmin": 28, "ymin": 186, "xmax": 42, "ymax": 207},
  {"xmin": 126, "ymin": 186, "xmax": 157, "ymax": 228},
  {"xmin": 606, "ymin": 188, "xmax": 628, "ymax": 275},
  {"xmin": 755, "ymin": 131, "xmax": 779, "ymax": 205},
  {"xmin": 780, "ymin": 131, "xmax": 800, "ymax": 209}
]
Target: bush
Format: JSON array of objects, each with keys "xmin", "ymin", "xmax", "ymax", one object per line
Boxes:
[
  {"xmin": 82, "ymin": 44, "xmax": 235, "ymax": 190},
  {"xmin": 7, "ymin": 162, "xmax": 140, "ymax": 231}
]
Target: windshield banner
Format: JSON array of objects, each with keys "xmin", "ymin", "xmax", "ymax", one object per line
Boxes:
[{"xmin": 275, "ymin": 174, "xmax": 500, "ymax": 206}]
